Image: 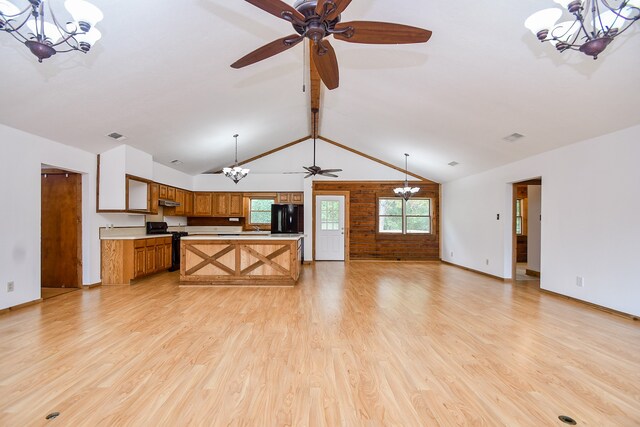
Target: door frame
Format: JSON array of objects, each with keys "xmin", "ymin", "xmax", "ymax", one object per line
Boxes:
[
  {"xmin": 41, "ymin": 168, "xmax": 83, "ymax": 288},
  {"xmin": 312, "ymin": 190, "xmax": 350, "ymax": 262},
  {"xmin": 511, "ymin": 178, "xmax": 541, "ymax": 281}
]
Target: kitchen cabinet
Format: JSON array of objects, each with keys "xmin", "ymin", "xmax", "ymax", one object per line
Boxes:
[
  {"xmin": 167, "ymin": 186, "xmax": 176, "ymax": 201},
  {"xmin": 159, "ymin": 184, "xmax": 168, "ymax": 199},
  {"xmin": 185, "ymin": 191, "xmax": 194, "ymax": 216},
  {"xmin": 194, "ymin": 192, "xmax": 213, "ymax": 216},
  {"xmin": 213, "ymin": 192, "xmax": 243, "ymax": 217},
  {"xmin": 149, "ymin": 183, "xmax": 159, "ymax": 214},
  {"xmin": 174, "ymin": 189, "xmax": 185, "ymax": 216},
  {"xmin": 102, "ymin": 236, "xmax": 172, "ymax": 285},
  {"xmin": 277, "ymin": 192, "xmax": 303, "ymax": 204}
]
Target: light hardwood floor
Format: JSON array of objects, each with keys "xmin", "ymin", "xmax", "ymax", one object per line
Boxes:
[{"xmin": 1, "ymin": 262, "xmax": 639, "ymax": 426}]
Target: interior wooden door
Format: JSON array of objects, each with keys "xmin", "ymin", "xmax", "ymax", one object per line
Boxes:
[{"xmin": 41, "ymin": 170, "xmax": 82, "ymax": 288}]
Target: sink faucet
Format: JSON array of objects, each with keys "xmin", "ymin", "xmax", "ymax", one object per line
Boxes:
[{"xmin": 252, "ymin": 225, "xmax": 261, "ymax": 231}]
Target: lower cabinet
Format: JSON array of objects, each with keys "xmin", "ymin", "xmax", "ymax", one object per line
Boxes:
[{"xmin": 102, "ymin": 237, "xmax": 172, "ymax": 285}]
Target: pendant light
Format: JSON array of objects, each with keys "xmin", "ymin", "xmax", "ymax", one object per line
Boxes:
[
  {"xmin": 222, "ymin": 134, "xmax": 249, "ymax": 184},
  {"xmin": 394, "ymin": 153, "xmax": 419, "ymax": 201}
]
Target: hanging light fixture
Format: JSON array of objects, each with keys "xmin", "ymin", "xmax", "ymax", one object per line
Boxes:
[
  {"xmin": 394, "ymin": 153, "xmax": 419, "ymax": 201},
  {"xmin": 0, "ymin": 0, "xmax": 103, "ymax": 63},
  {"xmin": 223, "ymin": 134, "xmax": 250, "ymax": 184},
  {"xmin": 525, "ymin": 0, "xmax": 639, "ymax": 59}
]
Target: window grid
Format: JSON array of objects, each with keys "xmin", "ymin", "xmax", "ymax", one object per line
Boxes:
[
  {"xmin": 378, "ymin": 198, "xmax": 431, "ymax": 234},
  {"xmin": 320, "ymin": 200, "xmax": 340, "ymax": 231},
  {"xmin": 248, "ymin": 198, "xmax": 275, "ymax": 225}
]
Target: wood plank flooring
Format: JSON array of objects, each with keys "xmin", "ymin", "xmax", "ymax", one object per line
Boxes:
[{"xmin": 1, "ymin": 262, "xmax": 639, "ymax": 426}]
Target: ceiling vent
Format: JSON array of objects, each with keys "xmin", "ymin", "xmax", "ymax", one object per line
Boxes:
[
  {"xmin": 503, "ymin": 133, "xmax": 525, "ymax": 142},
  {"xmin": 170, "ymin": 160, "xmax": 183, "ymax": 165},
  {"xmin": 448, "ymin": 161, "xmax": 459, "ymax": 167},
  {"xmin": 107, "ymin": 132, "xmax": 127, "ymax": 141}
]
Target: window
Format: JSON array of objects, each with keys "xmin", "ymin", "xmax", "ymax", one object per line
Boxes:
[
  {"xmin": 248, "ymin": 197, "xmax": 274, "ymax": 225},
  {"xmin": 516, "ymin": 198, "xmax": 523, "ymax": 235},
  {"xmin": 378, "ymin": 198, "xmax": 431, "ymax": 234},
  {"xmin": 320, "ymin": 200, "xmax": 340, "ymax": 231}
]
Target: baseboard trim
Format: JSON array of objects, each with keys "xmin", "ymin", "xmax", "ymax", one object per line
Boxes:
[
  {"xmin": 525, "ymin": 269, "xmax": 540, "ymax": 277},
  {"xmin": 83, "ymin": 281, "xmax": 102, "ymax": 288},
  {"xmin": 302, "ymin": 261, "xmax": 313, "ymax": 265},
  {"xmin": 0, "ymin": 298, "xmax": 43, "ymax": 315},
  {"xmin": 440, "ymin": 259, "xmax": 508, "ymax": 282},
  {"xmin": 540, "ymin": 289, "xmax": 638, "ymax": 321}
]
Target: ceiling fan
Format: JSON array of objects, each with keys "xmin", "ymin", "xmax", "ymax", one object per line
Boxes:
[
  {"xmin": 302, "ymin": 109, "xmax": 341, "ymax": 178},
  {"xmin": 231, "ymin": 0, "xmax": 433, "ymax": 90}
]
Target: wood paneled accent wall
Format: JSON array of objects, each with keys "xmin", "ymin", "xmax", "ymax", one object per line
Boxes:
[{"xmin": 314, "ymin": 181, "xmax": 440, "ymax": 260}]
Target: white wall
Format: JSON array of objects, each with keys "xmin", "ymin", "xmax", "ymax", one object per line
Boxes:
[
  {"xmin": 153, "ymin": 162, "xmax": 193, "ymax": 190},
  {"xmin": 527, "ymin": 185, "xmax": 541, "ymax": 272},
  {"xmin": 442, "ymin": 124, "xmax": 640, "ymax": 316}
]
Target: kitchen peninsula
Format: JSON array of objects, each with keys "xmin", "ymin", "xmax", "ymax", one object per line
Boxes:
[{"xmin": 180, "ymin": 234, "xmax": 303, "ymax": 286}]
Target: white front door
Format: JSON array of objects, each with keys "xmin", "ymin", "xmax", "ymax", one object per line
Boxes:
[{"xmin": 315, "ymin": 195, "xmax": 345, "ymax": 261}]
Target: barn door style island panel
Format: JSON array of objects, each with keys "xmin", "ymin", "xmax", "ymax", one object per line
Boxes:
[{"xmin": 180, "ymin": 235, "xmax": 303, "ymax": 286}]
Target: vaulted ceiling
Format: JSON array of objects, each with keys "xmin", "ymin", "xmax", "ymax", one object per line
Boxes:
[{"xmin": 0, "ymin": 0, "xmax": 638, "ymax": 182}]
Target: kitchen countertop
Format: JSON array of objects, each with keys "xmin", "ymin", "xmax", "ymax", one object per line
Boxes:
[
  {"xmin": 100, "ymin": 234, "xmax": 173, "ymax": 240},
  {"xmin": 182, "ymin": 234, "xmax": 303, "ymax": 241}
]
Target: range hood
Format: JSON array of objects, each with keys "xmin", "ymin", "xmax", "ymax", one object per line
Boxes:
[{"xmin": 158, "ymin": 199, "xmax": 180, "ymax": 207}]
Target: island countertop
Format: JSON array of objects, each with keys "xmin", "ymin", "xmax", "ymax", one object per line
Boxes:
[{"xmin": 181, "ymin": 234, "xmax": 303, "ymax": 241}]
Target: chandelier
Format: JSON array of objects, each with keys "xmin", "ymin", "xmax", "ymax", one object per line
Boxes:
[
  {"xmin": 223, "ymin": 134, "xmax": 250, "ymax": 184},
  {"xmin": 394, "ymin": 153, "xmax": 419, "ymax": 201},
  {"xmin": 0, "ymin": 0, "xmax": 103, "ymax": 63},
  {"xmin": 525, "ymin": 0, "xmax": 639, "ymax": 59}
]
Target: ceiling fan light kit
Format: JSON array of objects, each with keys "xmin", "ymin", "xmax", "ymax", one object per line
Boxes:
[
  {"xmin": 232, "ymin": 0, "xmax": 432, "ymax": 90},
  {"xmin": 394, "ymin": 153, "xmax": 419, "ymax": 201},
  {"xmin": 0, "ymin": 0, "xmax": 103, "ymax": 63},
  {"xmin": 525, "ymin": 0, "xmax": 639, "ymax": 59},
  {"xmin": 223, "ymin": 134, "xmax": 250, "ymax": 184}
]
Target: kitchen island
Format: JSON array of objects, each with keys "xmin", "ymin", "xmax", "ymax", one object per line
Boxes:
[{"xmin": 180, "ymin": 234, "xmax": 303, "ymax": 286}]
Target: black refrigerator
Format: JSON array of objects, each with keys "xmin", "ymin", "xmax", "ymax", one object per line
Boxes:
[{"xmin": 271, "ymin": 204, "xmax": 304, "ymax": 233}]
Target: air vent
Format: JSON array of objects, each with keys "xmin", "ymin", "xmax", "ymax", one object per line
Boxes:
[
  {"xmin": 448, "ymin": 161, "xmax": 459, "ymax": 167},
  {"xmin": 107, "ymin": 132, "xmax": 127, "ymax": 141},
  {"xmin": 170, "ymin": 160, "xmax": 183, "ymax": 165},
  {"xmin": 503, "ymin": 133, "xmax": 525, "ymax": 142}
]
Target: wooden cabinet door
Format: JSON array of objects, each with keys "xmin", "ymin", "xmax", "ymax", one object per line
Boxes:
[
  {"xmin": 167, "ymin": 187, "xmax": 176, "ymax": 201},
  {"xmin": 278, "ymin": 193, "xmax": 290, "ymax": 203},
  {"xmin": 159, "ymin": 185, "xmax": 168, "ymax": 199},
  {"xmin": 145, "ymin": 244, "xmax": 156, "ymax": 273},
  {"xmin": 149, "ymin": 183, "xmax": 159, "ymax": 214},
  {"xmin": 165, "ymin": 243, "xmax": 173, "ymax": 268},
  {"xmin": 185, "ymin": 191, "xmax": 194, "ymax": 216},
  {"xmin": 175, "ymin": 189, "xmax": 185, "ymax": 216},
  {"xmin": 290, "ymin": 192, "xmax": 303, "ymax": 204},
  {"xmin": 229, "ymin": 193, "xmax": 243, "ymax": 216},
  {"xmin": 155, "ymin": 244, "xmax": 164, "ymax": 272},
  {"xmin": 213, "ymin": 193, "xmax": 230, "ymax": 216},
  {"xmin": 194, "ymin": 192, "xmax": 213, "ymax": 216},
  {"xmin": 134, "ymin": 247, "xmax": 146, "ymax": 278}
]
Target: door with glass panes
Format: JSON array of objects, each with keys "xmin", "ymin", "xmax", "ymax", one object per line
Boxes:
[{"xmin": 315, "ymin": 195, "xmax": 345, "ymax": 260}]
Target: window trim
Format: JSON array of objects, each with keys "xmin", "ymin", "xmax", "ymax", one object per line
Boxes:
[
  {"xmin": 246, "ymin": 195, "xmax": 276, "ymax": 227},
  {"xmin": 377, "ymin": 197, "xmax": 432, "ymax": 235}
]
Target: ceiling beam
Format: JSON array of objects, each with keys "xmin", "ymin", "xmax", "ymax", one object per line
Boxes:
[
  {"xmin": 207, "ymin": 135, "xmax": 310, "ymax": 174},
  {"xmin": 317, "ymin": 135, "xmax": 434, "ymax": 183},
  {"xmin": 309, "ymin": 40, "xmax": 321, "ymax": 138}
]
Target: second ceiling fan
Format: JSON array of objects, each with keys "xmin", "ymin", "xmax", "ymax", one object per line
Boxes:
[{"xmin": 231, "ymin": 0, "xmax": 433, "ymax": 90}]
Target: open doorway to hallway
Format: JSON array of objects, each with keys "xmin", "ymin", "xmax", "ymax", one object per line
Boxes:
[
  {"xmin": 41, "ymin": 166, "xmax": 83, "ymax": 300},
  {"xmin": 512, "ymin": 178, "xmax": 541, "ymax": 282}
]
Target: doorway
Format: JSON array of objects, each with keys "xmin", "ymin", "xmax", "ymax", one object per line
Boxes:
[
  {"xmin": 41, "ymin": 167, "xmax": 83, "ymax": 299},
  {"xmin": 314, "ymin": 194, "xmax": 347, "ymax": 261},
  {"xmin": 512, "ymin": 178, "xmax": 541, "ymax": 282}
]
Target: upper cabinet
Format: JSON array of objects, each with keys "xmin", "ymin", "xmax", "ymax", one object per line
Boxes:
[
  {"xmin": 191, "ymin": 192, "xmax": 243, "ymax": 217},
  {"xmin": 194, "ymin": 192, "xmax": 213, "ymax": 216},
  {"xmin": 277, "ymin": 192, "xmax": 304, "ymax": 204}
]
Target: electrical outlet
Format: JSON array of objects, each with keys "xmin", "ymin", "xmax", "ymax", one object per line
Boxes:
[
  {"xmin": 486, "ymin": 259, "xmax": 489, "ymax": 265},
  {"xmin": 576, "ymin": 276, "xmax": 584, "ymax": 288},
  {"xmin": 7, "ymin": 281, "xmax": 14, "ymax": 292}
]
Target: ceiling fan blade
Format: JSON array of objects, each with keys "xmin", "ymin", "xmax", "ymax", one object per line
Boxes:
[
  {"xmin": 319, "ymin": 172, "xmax": 339, "ymax": 178},
  {"xmin": 311, "ymin": 40, "xmax": 339, "ymax": 90},
  {"xmin": 245, "ymin": 0, "xmax": 305, "ymax": 23},
  {"xmin": 319, "ymin": 168, "xmax": 342, "ymax": 173},
  {"xmin": 316, "ymin": 0, "xmax": 352, "ymax": 21},
  {"xmin": 334, "ymin": 21, "xmax": 432, "ymax": 44},
  {"xmin": 304, "ymin": 173, "xmax": 314, "ymax": 179},
  {"xmin": 231, "ymin": 34, "xmax": 303, "ymax": 68},
  {"xmin": 303, "ymin": 166, "xmax": 314, "ymax": 172}
]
